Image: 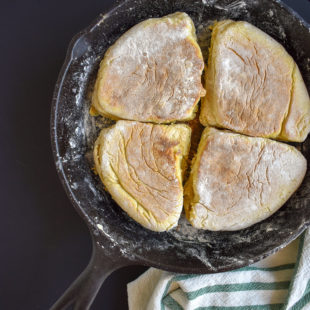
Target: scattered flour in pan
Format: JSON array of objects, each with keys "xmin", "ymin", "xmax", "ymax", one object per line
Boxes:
[{"xmin": 170, "ymin": 216, "xmax": 214, "ymax": 243}]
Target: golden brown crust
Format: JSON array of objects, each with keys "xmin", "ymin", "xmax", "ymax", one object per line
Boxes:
[
  {"xmin": 94, "ymin": 120, "xmax": 191, "ymax": 231},
  {"xmin": 91, "ymin": 12, "xmax": 205, "ymax": 123},
  {"xmin": 279, "ymin": 64, "xmax": 310, "ymax": 141},
  {"xmin": 184, "ymin": 127, "xmax": 307, "ymax": 231},
  {"xmin": 200, "ymin": 20, "xmax": 310, "ymax": 142}
]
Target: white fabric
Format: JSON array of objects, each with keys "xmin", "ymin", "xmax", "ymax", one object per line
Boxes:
[{"xmin": 128, "ymin": 229, "xmax": 310, "ymax": 310}]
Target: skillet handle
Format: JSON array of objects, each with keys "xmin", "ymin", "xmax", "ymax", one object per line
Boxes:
[{"xmin": 50, "ymin": 238, "xmax": 126, "ymax": 310}]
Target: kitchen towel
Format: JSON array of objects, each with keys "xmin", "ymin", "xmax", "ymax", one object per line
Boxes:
[{"xmin": 128, "ymin": 228, "xmax": 310, "ymax": 310}]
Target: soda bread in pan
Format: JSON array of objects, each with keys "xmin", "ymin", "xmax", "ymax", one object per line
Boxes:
[
  {"xmin": 91, "ymin": 12, "xmax": 205, "ymax": 123},
  {"xmin": 200, "ymin": 20, "xmax": 310, "ymax": 142},
  {"xmin": 94, "ymin": 121, "xmax": 191, "ymax": 232},
  {"xmin": 92, "ymin": 15, "xmax": 309, "ymax": 232},
  {"xmin": 184, "ymin": 127, "xmax": 307, "ymax": 231}
]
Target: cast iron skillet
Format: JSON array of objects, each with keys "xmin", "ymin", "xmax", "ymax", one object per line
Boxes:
[{"xmin": 50, "ymin": 0, "xmax": 310, "ymax": 309}]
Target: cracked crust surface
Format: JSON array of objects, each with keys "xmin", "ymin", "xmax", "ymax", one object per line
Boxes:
[
  {"xmin": 200, "ymin": 20, "xmax": 310, "ymax": 142},
  {"xmin": 94, "ymin": 120, "xmax": 191, "ymax": 231},
  {"xmin": 91, "ymin": 12, "xmax": 205, "ymax": 123},
  {"xmin": 184, "ymin": 127, "xmax": 307, "ymax": 231}
]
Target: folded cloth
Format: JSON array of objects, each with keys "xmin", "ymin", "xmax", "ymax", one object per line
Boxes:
[{"xmin": 128, "ymin": 228, "xmax": 310, "ymax": 310}]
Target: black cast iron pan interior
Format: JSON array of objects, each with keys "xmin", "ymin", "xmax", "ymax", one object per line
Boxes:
[{"xmin": 50, "ymin": 0, "xmax": 310, "ymax": 308}]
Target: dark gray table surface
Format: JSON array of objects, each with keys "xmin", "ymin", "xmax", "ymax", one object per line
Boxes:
[{"xmin": 1, "ymin": 0, "xmax": 309, "ymax": 309}]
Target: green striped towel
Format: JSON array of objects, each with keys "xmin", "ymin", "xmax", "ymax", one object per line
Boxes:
[{"xmin": 127, "ymin": 228, "xmax": 310, "ymax": 310}]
